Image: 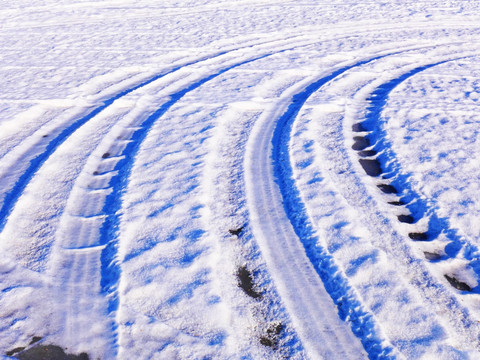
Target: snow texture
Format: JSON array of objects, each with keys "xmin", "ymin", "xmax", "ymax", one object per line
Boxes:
[{"xmin": 1, "ymin": 1, "xmax": 480, "ymax": 359}]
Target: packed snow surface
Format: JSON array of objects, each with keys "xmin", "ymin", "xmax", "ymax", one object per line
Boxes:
[{"xmin": 1, "ymin": 0, "xmax": 480, "ymax": 359}]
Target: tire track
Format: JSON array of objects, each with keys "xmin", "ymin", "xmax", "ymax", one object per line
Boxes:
[
  {"xmin": 0, "ymin": 34, "xmax": 312, "ymax": 275},
  {"xmin": 348, "ymin": 54, "xmax": 480, "ymax": 335},
  {"xmin": 2, "ymin": 30, "xmax": 343, "ymax": 356},
  {"xmin": 0, "ymin": 22, "xmax": 465, "ymax": 234},
  {"xmin": 97, "ymin": 50, "xmax": 299, "ymax": 357},
  {"xmin": 49, "ymin": 41, "xmax": 304, "ymax": 357},
  {"xmin": 256, "ymin": 42, "xmax": 478, "ymax": 358},
  {"xmin": 0, "ymin": 58, "xmax": 208, "ymax": 233},
  {"xmin": 267, "ymin": 54, "xmax": 407, "ymax": 359},
  {"xmin": 50, "ymin": 32, "xmax": 411, "ymax": 357},
  {"xmin": 200, "ymin": 103, "xmax": 307, "ymax": 358},
  {"xmin": 99, "ymin": 42, "xmax": 423, "ymax": 357},
  {"xmin": 0, "ymin": 33, "xmax": 295, "ymax": 235},
  {"xmin": 287, "ymin": 45, "xmax": 480, "ymax": 354},
  {"xmin": 75, "ymin": 38, "xmax": 395, "ymax": 356},
  {"xmin": 0, "ymin": 35, "xmax": 301, "ymax": 356},
  {"xmin": 246, "ymin": 50, "xmax": 428, "ymax": 358},
  {"xmin": 352, "ymin": 58, "xmax": 479, "ymax": 275},
  {"xmin": 247, "ymin": 94, "xmax": 372, "ymax": 359}
]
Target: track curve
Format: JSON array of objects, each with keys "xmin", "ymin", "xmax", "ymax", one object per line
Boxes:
[{"xmin": 285, "ymin": 43, "xmax": 480, "ymax": 358}]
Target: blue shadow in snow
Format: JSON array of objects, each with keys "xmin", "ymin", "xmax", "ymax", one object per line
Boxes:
[
  {"xmin": 346, "ymin": 251, "xmax": 378, "ymax": 277},
  {"xmin": 166, "ymin": 270, "xmax": 209, "ymax": 305}
]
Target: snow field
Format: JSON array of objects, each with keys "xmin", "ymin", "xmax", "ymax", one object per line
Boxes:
[{"xmin": 2, "ymin": 1, "xmax": 480, "ymax": 359}]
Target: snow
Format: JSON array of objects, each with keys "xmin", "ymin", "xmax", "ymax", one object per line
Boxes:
[{"xmin": 1, "ymin": 0, "xmax": 480, "ymax": 359}]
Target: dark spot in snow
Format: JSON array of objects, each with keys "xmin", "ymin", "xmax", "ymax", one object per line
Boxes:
[
  {"xmin": 260, "ymin": 337, "xmax": 275, "ymax": 347},
  {"xmin": 237, "ymin": 265, "xmax": 261, "ymax": 299},
  {"xmin": 359, "ymin": 159, "xmax": 382, "ymax": 177},
  {"xmin": 358, "ymin": 150, "xmax": 377, "ymax": 157},
  {"xmin": 388, "ymin": 201, "xmax": 405, "ymax": 206},
  {"xmin": 102, "ymin": 152, "xmax": 110, "ymax": 159},
  {"xmin": 42, "ymin": 135, "xmax": 48, "ymax": 138},
  {"xmin": 352, "ymin": 123, "xmax": 367, "ymax": 132},
  {"xmin": 229, "ymin": 227, "xmax": 243, "ymax": 236},
  {"xmin": 398, "ymin": 215, "xmax": 414, "ymax": 224},
  {"xmin": 93, "ymin": 171, "xmax": 99, "ymax": 175},
  {"xmin": 267, "ymin": 322, "xmax": 284, "ymax": 336},
  {"xmin": 6, "ymin": 347, "xmax": 25, "ymax": 357},
  {"xmin": 260, "ymin": 323, "xmax": 284, "ymax": 348},
  {"xmin": 352, "ymin": 136, "xmax": 370, "ymax": 151},
  {"xmin": 424, "ymin": 252, "xmax": 442, "ymax": 261},
  {"xmin": 29, "ymin": 337, "xmax": 42, "ymax": 345},
  {"xmin": 377, "ymin": 184, "xmax": 397, "ymax": 194},
  {"xmin": 9, "ymin": 344, "xmax": 89, "ymax": 360},
  {"xmin": 409, "ymin": 232, "xmax": 429, "ymax": 241},
  {"xmin": 444, "ymin": 274, "xmax": 471, "ymax": 292}
]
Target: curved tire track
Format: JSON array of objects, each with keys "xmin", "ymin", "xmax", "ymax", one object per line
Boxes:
[
  {"xmin": 46, "ymin": 37, "xmax": 321, "ymax": 357},
  {"xmin": 248, "ymin": 44, "xmax": 480, "ymax": 358},
  {"xmin": 48, "ymin": 32, "xmax": 424, "ymax": 357},
  {"xmin": 352, "ymin": 57, "xmax": 480, "ymax": 283},
  {"xmin": 245, "ymin": 53, "xmax": 411, "ymax": 359},
  {"xmin": 0, "ymin": 33, "xmax": 304, "ymax": 235},
  {"xmin": 0, "ymin": 50, "xmax": 239, "ymax": 234},
  {"xmin": 346, "ymin": 54, "xmax": 480, "ymax": 344},
  {"xmin": 286, "ymin": 44, "xmax": 480, "ymax": 356},
  {"xmin": 269, "ymin": 56, "xmax": 402, "ymax": 358}
]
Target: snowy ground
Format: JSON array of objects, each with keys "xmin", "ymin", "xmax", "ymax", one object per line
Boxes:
[{"xmin": 1, "ymin": 1, "xmax": 480, "ymax": 359}]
